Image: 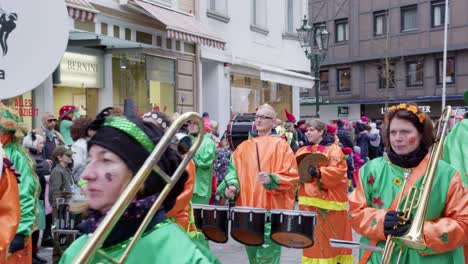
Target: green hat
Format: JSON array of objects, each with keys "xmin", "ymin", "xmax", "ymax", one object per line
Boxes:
[{"xmin": 0, "ymin": 104, "xmax": 28, "ymax": 139}]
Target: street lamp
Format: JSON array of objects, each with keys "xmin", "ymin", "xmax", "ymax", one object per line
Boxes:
[{"xmin": 297, "ymin": 15, "xmax": 329, "ymax": 118}]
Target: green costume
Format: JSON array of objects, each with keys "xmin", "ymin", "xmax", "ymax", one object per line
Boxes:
[
  {"xmin": 444, "ymin": 119, "xmax": 468, "ymax": 186},
  {"xmin": 60, "ymin": 119, "xmax": 74, "ymax": 146},
  {"xmin": 349, "ymin": 156, "xmax": 467, "ymax": 263},
  {"xmin": 191, "ymin": 133, "xmax": 216, "ymax": 204},
  {"xmin": 60, "ymin": 219, "xmax": 220, "ymax": 264}
]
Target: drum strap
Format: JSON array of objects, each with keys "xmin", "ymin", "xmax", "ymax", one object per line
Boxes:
[{"xmin": 359, "ymin": 161, "xmax": 426, "ymax": 264}]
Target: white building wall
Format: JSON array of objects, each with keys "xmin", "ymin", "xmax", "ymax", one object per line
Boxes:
[{"xmin": 198, "ymin": 0, "xmax": 311, "ymax": 134}]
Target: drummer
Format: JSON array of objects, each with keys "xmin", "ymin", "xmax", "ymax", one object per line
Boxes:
[
  {"xmin": 217, "ymin": 104, "xmax": 299, "ymax": 264},
  {"xmin": 295, "ymin": 119, "xmax": 353, "ymax": 264}
]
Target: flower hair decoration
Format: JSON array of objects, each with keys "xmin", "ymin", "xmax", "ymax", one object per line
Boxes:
[{"xmin": 386, "ymin": 103, "xmax": 426, "ymax": 124}]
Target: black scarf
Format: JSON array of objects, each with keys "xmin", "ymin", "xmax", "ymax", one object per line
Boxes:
[
  {"xmin": 77, "ymin": 193, "xmax": 166, "ymax": 248},
  {"xmin": 387, "ymin": 145, "xmax": 428, "ymax": 169}
]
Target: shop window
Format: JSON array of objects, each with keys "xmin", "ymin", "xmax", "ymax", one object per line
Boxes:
[
  {"xmin": 230, "ymin": 74, "xmax": 292, "ymax": 121},
  {"xmin": 374, "ymin": 10, "xmax": 388, "ymax": 36},
  {"xmin": 1, "ymin": 91, "xmax": 35, "ymax": 131},
  {"xmin": 101, "ymin": 23, "xmax": 108, "ymax": 35},
  {"xmin": 136, "ymin": 31, "xmax": 152, "ymax": 45},
  {"xmin": 320, "ymin": 70, "xmax": 329, "ymax": 91},
  {"xmin": 406, "ymin": 61, "xmax": 424, "ymax": 86},
  {"xmin": 335, "ymin": 18, "xmax": 349, "ymax": 43},
  {"xmin": 146, "ymin": 56, "xmax": 176, "ymax": 114},
  {"xmin": 436, "ymin": 57, "xmax": 455, "ymax": 84},
  {"xmin": 125, "ymin": 28, "xmax": 131, "ymax": 41},
  {"xmin": 378, "ymin": 64, "xmax": 395, "ymax": 89},
  {"xmin": 337, "ymin": 68, "xmax": 351, "ymax": 92},
  {"xmin": 401, "ymin": 5, "xmax": 418, "ymax": 32},
  {"xmin": 114, "ymin": 25, "xmax": 120, "ymax": 38},
  {"xmin": 432, "ymin": 1, "xmax": 449, "ymax": 27},
  {"xmin": 251, "ymin": 0, "xmax": 268, "ymax": 34}
]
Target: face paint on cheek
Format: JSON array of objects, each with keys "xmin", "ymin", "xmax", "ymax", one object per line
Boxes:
[
  {"xmin": 408, "ymin": 136, "xmax": 418, "ymax": 146},
  {"xmin": 105, "ymin": 172, "xmax": 114, "ymax": 182}
]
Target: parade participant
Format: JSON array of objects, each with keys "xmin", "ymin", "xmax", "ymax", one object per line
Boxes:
[
  {"xmin": 187, "ymin": 117, "xmax": 216, "ymax": 205},
  {"xmin": 217, "ymin": 104, "xmax": 299, "ymax": 264},
  {"xmin": 23, "ymin": 132, "xmax": 52, "ymax": 264},
  {"xmin": 295, "ymin": 119, "xmax": 353, "ymax": 264},
  {"xmin": 60, "ymin": 110, "xmax": 219, "ymax": 263},
  {"xmin": 58, "ymin": 105, "xmax": 78, "ymax": 147},
  {"xmin": 0, "ymin": 104, "xmax": 40, "ymax": 264},
  {"xmin": 0, "ymin": 145, "xmax": 20, "ymax": 262},
  {"xmin": 349, "ymin": 102, "xmax": 468, "ymax": 263}
]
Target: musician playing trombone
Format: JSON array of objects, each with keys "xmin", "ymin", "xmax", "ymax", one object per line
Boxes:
[
  {"xmin": 60, "ymin": 109, "xmax": 220, "ymax": 263},
  {"xmin": 217, "ymin": 104, "xmax": 299, "ymax": 264},
  {"xmin": 349, "ymin": 102, "xmax": 468, "ymax": 263},
  {"xmin": 296, "ymin": 119, "xmax": 354, "ymax": 264}
]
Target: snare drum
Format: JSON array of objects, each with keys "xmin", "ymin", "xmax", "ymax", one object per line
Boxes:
[
  {"xmin": 230, "ymin": 207, "xmax": 267, "ymax": 246},
  {"xmin": 192, "ymin": 204, "xmax": 229, "ymax": 243},
  {"xmin": 270, "ymin": 210, "xmax": 317, "ymax": 248}
]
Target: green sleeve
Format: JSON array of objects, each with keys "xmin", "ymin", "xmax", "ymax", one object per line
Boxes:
[
  {"xmin": 193, "ymin": 135, "xmax": 216, "ymax": 169},
  {"xmin": 217, "ymin": 156, "xmax": 240, "ymax": 199},
  {"xmin": 263, "ymin": 173, "xmax": 280, "ymax": 190},
  {"xmin": 6, "ymin": 144, "xmax": 38, "ymax": 236}
]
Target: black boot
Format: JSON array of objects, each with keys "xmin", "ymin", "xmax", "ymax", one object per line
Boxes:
[{"xmin": 32, "ymin": 254, "xmax": 47, "ymax": 264}]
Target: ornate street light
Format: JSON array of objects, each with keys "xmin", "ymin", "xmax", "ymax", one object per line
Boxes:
[{"xmin": 297, "ymin": 16, "xmax": 329, "ymax": 118}]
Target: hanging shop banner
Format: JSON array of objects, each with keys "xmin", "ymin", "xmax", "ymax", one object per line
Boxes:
[{"xmin": 0, "ymin": 0, "xmax": 69, "ymax": 98}]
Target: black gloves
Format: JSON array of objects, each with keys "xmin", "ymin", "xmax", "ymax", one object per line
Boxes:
[
  {"xmin": 384, "ymin": 211, "xmax": 412, "ymax": 237},
  {"xmin": 8, "ymin": 234, "xmax": 25, "ymax": 253},
  {"xmin": 309, "ymin": 166, "xmax": 320, "ymax": 178}
]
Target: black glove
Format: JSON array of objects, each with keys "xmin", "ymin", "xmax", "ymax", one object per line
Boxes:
[
  {"xmin": 309, "ymin": 166, "xmax": 319, "ymax": 178},
  {"xmin": 8, "ymin": 234, "xmax": 25, "ymax": 253},
  {"xmin": 384, "ymin": 211, "xmax": 411, "ymax": 237}
]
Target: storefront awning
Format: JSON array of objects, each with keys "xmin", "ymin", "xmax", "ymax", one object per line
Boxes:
[
  {"xmin": 69, "ymin": 31, "xmax": 155, "ymax": 49},
  {"xmin": 132, "ymin": 0, "xmax": 225, "ymax": 50},
  {"xmin": 66, "ymin": 0, "xmax": 99, "ymax": 22},
  {"xmin": 232, "ymin": 60, "xmax": 315, "ymax": 88}
]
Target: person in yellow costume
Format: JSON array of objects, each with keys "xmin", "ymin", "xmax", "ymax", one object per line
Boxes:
[
  {"xmin": 295, "ymin": 119, "xmax": 353, "ymax": 264},
  {"xmin": 0, "ymin": 144, "xmax": 21, "ymax": 262},
  {"xmin": 218, "ymin": 104, "xmax": 299, "ymax": 264}
]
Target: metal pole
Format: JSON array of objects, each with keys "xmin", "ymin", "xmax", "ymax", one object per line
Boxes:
[
  {"xmin": 314, "ymin": 55, "xmax": 320, "ymax": 118},
  {"xmin": 442, "ymin": 0, "xmax": 449, "ymax": 109}
]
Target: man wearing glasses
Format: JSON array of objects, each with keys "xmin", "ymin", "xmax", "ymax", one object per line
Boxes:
[
  {"xmin": 218, "ymin": 104, "xmax": 299, "ymax": 264},
  {"xmin": 34, "ymin": 113, "xmax": 65, "ymax": 161}
]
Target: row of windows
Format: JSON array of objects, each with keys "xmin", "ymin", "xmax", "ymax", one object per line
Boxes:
[
  {"xmin": 319, "ymin": 58, "xmax": 455, "ymax": 92},
  {"xmin": 325, "ymin": 0, "xmax": 448, "ymax": 44}
]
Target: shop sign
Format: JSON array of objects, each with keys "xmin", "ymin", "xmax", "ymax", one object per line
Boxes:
[
  {"xmin": 13, "ymin": 98, "xmax": 38, "ymax": 117},
  {"xmin": 0, "ymin": 0, "xmax": 69, "ymax": 98},
  {"xmin": 59, "ymin": 52, "xmax": 104, "ymax": 88},
  {"xmin": 381, "ymin": 105, "xmax": 431, "ymax": 114},
  {"xmin": 338, "ymin": 106, "xmax": 349, "ymax": 116}
]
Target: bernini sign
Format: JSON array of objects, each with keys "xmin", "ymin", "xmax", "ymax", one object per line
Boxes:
[
  {"xmin": 0, "ymin": 0, "xmax": 68, "ymax": 98},
  {"xmin": 59, "ymin": 52, "xmax": 104, "ymax": 88}
]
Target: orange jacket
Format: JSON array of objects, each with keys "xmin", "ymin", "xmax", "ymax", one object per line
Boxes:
[
  {"xmin": 0, "ymin": 166, "xmax": 20, "ymax": 261},
  {"xmin": 167, "ymin": 160, "xmax": 196, "ymax": 231}
]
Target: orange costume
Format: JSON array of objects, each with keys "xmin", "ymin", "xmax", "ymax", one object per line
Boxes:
[
  {"xmin": 217, "ymin": 136, "xmax": 299, "ymax": 263},
  {"xmin": 296, "ymin": 144, "xmax": 353, "ymax": 264},
  {"xmin": 0, "ymin": 151, "xmax": 21, "ymax": 262}
]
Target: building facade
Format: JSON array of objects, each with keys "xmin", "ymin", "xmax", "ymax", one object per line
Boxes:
[{"xmin": 303, "ymin": 0, "xmax": 467, "ymax": 123}]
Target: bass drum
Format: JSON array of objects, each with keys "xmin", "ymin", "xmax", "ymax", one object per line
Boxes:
[{"xmin": 226, "ymin": 113, "xmax": 256, "ymax": 150}]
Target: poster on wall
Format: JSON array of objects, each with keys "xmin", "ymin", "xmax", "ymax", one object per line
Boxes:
[{"xmin": 0, "ymin": 0, "xmax": 69, "ymax": 99}]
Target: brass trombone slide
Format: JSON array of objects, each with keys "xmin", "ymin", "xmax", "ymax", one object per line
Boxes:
[{"xmin": 73, "ymin": 112, "xmax": 205, "ymax": 264}]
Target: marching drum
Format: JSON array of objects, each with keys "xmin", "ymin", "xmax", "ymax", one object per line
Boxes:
[
  {"xmin": 55, "ymin": 194, "xmax": 76, "ymax": 230},
  {"xmin": 230, "ymin": 207, "xmax": 267, "ymax": 246},
  {"xmin": 226, "ymin": 113, "xmax": 256, "ymax": 150},
  {"xmin": 192, "ymin": 204, "xmax": 229, "ymax": 243},
  {"xmin": 270, "ymin": 210, "xmax": 317, "ymax": 248}
]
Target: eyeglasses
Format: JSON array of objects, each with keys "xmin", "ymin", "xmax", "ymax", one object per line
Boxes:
[
  {"xmin": 66, "ymin": 154, "xmax": 73, "ymax": 158},
  {"xmin": 47, "ymin": 119, "xmax": 57, "ymax": 123},
  {"xmin": 254, "ymin": 115, "xmax": 274, "ymax": 120}
]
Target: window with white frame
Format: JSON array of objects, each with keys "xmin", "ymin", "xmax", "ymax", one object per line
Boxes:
[
  {"xmin": 285, "ymin": 0, "xmax": 301, "ymax": 34},
  {"xmin": 208, "ymin": 0, "xmax": 228, "ymax": 16},
  {"xmin": 251, "ymin": 0, "xmax": 268, "ymax": 31},
  {"xmin": 335, "ymin": 18, "xmax": 349, "ymax": 42},
  {"xmin": 432, "ymin": 1, "xmax": 449, "ymax": 27},
  {"xmin": 401, "ymin": 5, "xmax": 418, "ymax": 32},
  {"xmin": 374, "ymin": 10, "xmax": 388, "ymax": 36}
]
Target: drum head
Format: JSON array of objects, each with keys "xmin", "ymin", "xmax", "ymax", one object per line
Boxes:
[
  {"xmin": 204, "ymin": 227, "xmax": 228, "ymax": 243},
  {"xmin": 231, "ymin": 230, "xmax": 264, "ymax": 246},
  {"xmin": 230, "ymin": 207, "xmax": 265, "ymax": 246},
  {"xmin": 271, "ymin": 232, "xmax": 313, "ymax": 248}
]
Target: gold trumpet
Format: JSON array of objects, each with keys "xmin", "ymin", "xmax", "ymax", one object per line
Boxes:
[
  {"xmin": 73, "ymin": 112, "xmax": 205, "ymax": 263},
  {"xmin": 381, "ymin": 105, "xmax": 452, "ymax": 264}
]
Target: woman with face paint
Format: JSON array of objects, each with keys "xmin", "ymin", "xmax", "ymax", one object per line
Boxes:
[
  {"xmin": 59, "ymin": 109, "xmax": 220, "ymax": 263},
  {"xmin": 295, "ymin": 119, "xmax": 354, "ymax": 264},
  {"xmin": 349, "ymin": 102, "xmax": 468, "ymax": 264}
]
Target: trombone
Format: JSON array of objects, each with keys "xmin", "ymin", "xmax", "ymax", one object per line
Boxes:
[
  {"xmin": 380, "ymin": 105, "xmax": 452, "ymax": 264},
  {"xmin": 73, "ymin": 112, "xmax": 205, "ymax": 263}
]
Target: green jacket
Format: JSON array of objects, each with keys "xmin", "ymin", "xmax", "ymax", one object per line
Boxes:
[
  {"xmin": 443, "ymin": 119, "xmax": 468, "ymax": 186},
  {"xmin": 4, "ymin": 142, "xmax": 40, "ymax": 236},
  {"xmin": 60, "ymin": 119, "xmax": 74, "ymax": 146},
  {"xmin": 192, "ymin": 133, "xmax": 216, "ymax": 199},
  {"xmin": 60, "ymin": 219, "xmax": 220, "ymax": 264}
]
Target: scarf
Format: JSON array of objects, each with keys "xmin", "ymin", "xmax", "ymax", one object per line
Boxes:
[
  {"xmin": 79, "ymin": 193, "xmax": 166, "ymax": 248},
  {"xmin": 387, "ymin": 145, "xmax": 428, "ymax": 169},
  {"xmin": 43, "ymin": 127, "xmax": 55, "ymax": 142}
]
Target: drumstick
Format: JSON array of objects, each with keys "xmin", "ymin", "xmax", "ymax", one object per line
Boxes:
[{"xmin": 255, "ymin": 142, "xmax": 261, "ymax": 172}]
